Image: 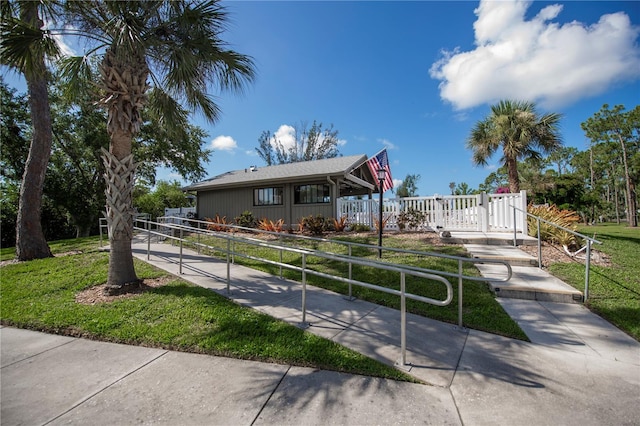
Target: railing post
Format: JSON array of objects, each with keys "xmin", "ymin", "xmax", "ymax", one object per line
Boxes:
[
  {"xmin": 458, "ymin": 259, "xmax": 464, "ymax": 329},
  {"xmin": 584, "ymin": 240, "xmax": 592, "ymax": 302},
  {"xmin": 99, "ymin": 218, "xmax": 103, "ymax": 247},
  {"xmin": 197, "ymin": 221, "xmax": 201, "ymax": 254},
  {"xmin": 399, "ymin": 272, "xmax": 407, "ymax": 367},
  {"xmin": 348, "ymin": 245, "xmax": 353, "ymax": 300},
  {"xmin": 300, "ymin": 253, "xmax": 308, "ymax": 327},
  {"xmin": 279, "ymin": 234, "xmax": 283, "ymax": 279},
  {"xmin": 226, "ymin": 237, "xmax": 231, "ymax": 294},
  {"xmin": 537, "ymin": 218, "xmax": 542, "ymax": 268},
  {"xmin": 147, "ymin": 223, "xmax": 151, "ymax": 260},
  {"xmin": 513, "ymin": 207, "xmax": 518, "ymax": 246},
  {"xmin": 179, "ymin": 228, "xmax": 183, "ymax": 274},
  {"xmin": 520, "ymin": 190, "xmax": 528, "ymax": 235}
]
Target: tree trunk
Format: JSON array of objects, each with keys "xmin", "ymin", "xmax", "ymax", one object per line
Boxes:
[
  {"xmin": 506, "ymin": 155, "xmax": 520, "ymax": 193},
  {"xmin": 617, "ymin": 133, "xmax": 637, "ymax": 227},
  {"xmin": 15, "ymin": 3, "xmax": 52, "ymax": 261},
  {"xmin": 102, "ymin": 144, "xmax": 138, "ymax": 291}
]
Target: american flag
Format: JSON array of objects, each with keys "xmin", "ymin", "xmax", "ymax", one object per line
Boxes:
[{"xmin": 366, "ymin": 149, "xmax": 393, "ymax": 193}]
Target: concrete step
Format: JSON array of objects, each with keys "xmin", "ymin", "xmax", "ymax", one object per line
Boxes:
[
  {"xmin": 475, "ymin": 264, "xmax": 583, "ymax": 304},
  {"xmin": 442, "ymin": 232, "xmax": 538, "ymax": 246},
  {"xmin": 464, "ymin": 244, "xmax": 539, "ymax": 267}
]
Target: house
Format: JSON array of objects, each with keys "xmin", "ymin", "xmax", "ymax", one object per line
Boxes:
[{"xmin": 183, "ymin": 155, "xmax": 381, "ymax": 227}]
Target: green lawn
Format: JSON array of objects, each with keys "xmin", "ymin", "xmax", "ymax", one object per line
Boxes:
[
  {"xmin": 193, "ymin": 232, "xmax": 527, "ymax": 340},
  {"xmin": 548, "ymin": 223, "xmax": 640, "ymax": 340},
  {"xmin": 0, "ymin": 237, "xmax": 416, "ymax": 382}
]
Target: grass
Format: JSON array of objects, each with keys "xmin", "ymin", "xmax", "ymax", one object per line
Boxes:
[
  {"xmin": 548, "ymin": 223, "xmax": 640, "ymax": 340},
  {"xmin": 0, "ymin": 237, "xmax": 416, "ymax": 382},
  {"xmin": 192, "ymin": 232, "xmax": 528, "ymax": 340}
]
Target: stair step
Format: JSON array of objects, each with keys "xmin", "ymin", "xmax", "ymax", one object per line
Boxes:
[{"xmin": 474, "ymin": 264, "xmax": 583, "ymax": 304}]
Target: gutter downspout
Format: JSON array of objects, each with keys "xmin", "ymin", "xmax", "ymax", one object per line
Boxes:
[{"xmin": 327, "ymin": 176, "xmax": 338, "ymax": 218}]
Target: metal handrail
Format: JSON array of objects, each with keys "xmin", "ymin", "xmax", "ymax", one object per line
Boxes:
[
  {"xmin": 510, "ymin": 205, "xmax": 602, "ymax": 301},
  {"xmin": 133, "ymin": 218, "xmax": 453, "ymax": 367},
  {"xmin": 159, "ymin": 215, "xmax": 514, "ymax": 327},
  {"xmin": 158, "ymin": 216, "xmax": 513, "ymax": 283}
]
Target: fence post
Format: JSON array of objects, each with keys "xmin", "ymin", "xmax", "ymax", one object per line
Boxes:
[
  {"xmin": 520, "ymin": 190, "xmax": 528, "ymax": 235},
  {"xmin": 480, "ymin": 193, "xmax": 489, "ymax": 233}
]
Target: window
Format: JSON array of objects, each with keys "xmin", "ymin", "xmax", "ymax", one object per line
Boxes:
[
  {"xmin": 253, "ymin": 187, "xmax": 283, "ymax": 206},
  {"xmin": 294, "ymin": 184, "xmax": 331, "ymax": 204}
]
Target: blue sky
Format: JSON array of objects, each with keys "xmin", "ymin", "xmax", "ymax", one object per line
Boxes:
[
  {"xmin": 4, "ymin": 1, "xmax": 640, "ymax": 196},
  {"xmin": 165, "ymin": 0, "xmax": 640, "ymax": 195}
]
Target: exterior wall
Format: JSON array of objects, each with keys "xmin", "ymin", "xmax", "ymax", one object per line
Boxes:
[{"xmin": 196, "ymin": 179, "xmax": 337, "ymax": 228}]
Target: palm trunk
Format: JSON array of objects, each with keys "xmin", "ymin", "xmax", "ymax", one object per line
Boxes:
[
  {"xmin": 15, "ymin": 3, "xmax": 52, "ymax": 261},
  {"xmin": 100, "ymin": 47, "xmax": 148, "ymax": 292},
  {"xmin": 506, "ymin": 155, "xmax": 520, "ymax": 193},
  {"xmin": 102, "ymin": 144, "xmax": 137, "ymax": 290}
]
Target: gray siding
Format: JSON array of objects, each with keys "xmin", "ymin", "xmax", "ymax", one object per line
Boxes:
[{"xmin": 197, "ymin": 180, "xmax": 338, "ymax": 228}]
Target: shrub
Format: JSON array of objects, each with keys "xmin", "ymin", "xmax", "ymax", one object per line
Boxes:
[
  {"xmin": 527, "ymin": 204, "xmax": 579, "ymax": 248},
  {"xmin": 372, "ymin": 213, "xmax": 393, "ymax": 233},
  {"xmin": 302, "ymin": 214, "xmax": 328, "ymax": 236},
  {"xmin": 235, "ymin": 210, "xmax": 257, "ymax": 228},
  {"xmin": 257, "ymin": 218, "xmax": 284, "ymax": 233},
  {"xmin": 332, "ymin": 216, "xmax": 349, "ymax": 232},
  {"xmin": 205, "ymin": 214, "xmax": 229, "ymax": 232},
  {"xmin": 350, "ymin": 223, "xmax": 371, "ymax": 233},
  {"xmin": 397, "ymin": 207, "xmax": 426, "ymax": 231}
]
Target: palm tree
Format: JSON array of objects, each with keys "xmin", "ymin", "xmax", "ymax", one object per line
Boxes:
[
  {"xmin": 62, "ymin": 1, "xmax": 255, "ymax": 292},
  {"xmin": 1, "ymin": 0, "xmax": 60, "ymax": 260},
  {"xmin": 467, "ymin": 100, "xmax": 562, "ymax": 193}
]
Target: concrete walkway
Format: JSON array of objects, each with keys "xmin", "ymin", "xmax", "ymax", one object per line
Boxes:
[{"xmin": 2, "ymin": 236, "xmax": 639, "ymax": 425}]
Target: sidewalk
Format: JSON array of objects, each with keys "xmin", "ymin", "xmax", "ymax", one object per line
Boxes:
[{"xmin": 2, "ymin": 237, "xmax": 639, "ymax": 425}]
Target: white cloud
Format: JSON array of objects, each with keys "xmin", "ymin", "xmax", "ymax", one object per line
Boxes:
[
  {"xmin": 430, "ymin": 0, "xmax": 640, "ymax": 110},
  {"xmin": 271, "ymin": 124, "xmax": 296, "ymax": 150},
  {"xmin": 393, "ymin": 178, "xmax": 403, "ymax": 188},
  {"xmin": 211, "ymin": 135, "xmax": 237, "ymax": 151},
  {"xmin": 378, "ymin": 138, "xmax": 397, "ymax": 150}
]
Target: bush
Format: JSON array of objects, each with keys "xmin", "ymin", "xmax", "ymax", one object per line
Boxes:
[
  {"xmin": 349, "ymin": 223, "xmax": 371, "ymax": 233},
  {"xmin": 234, "ymin": 210, "xmax": 257, "ymax": 228},
  {"xmin": 527, "ymin": 204, "xmax": 579, "ymax": 248},
  {"xmin": 301, "ymin": 214, "xmax": 328, "ymax": 236},
  {"xmin": 257, "ymin": 218, "xmax": 284, "ymax": 232},
  {"xmin": 397, "ymin": 207, "xmax": 426, "ymax": 231},
  {"xmin": 205, "ymin": 214, "xmax": 229, "ymax": 232},
  {"xmin": 332, "ymin": 216, "xmax": 349, "ymax": 232}
]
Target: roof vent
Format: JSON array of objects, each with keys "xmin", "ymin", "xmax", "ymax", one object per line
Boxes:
[{"xmin": 249, "ymin": 165, "xmax": 257, "ymax": 172}]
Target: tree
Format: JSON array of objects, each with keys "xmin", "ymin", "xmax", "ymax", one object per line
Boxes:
[
  {"xmin": 454, "ymin": 182, "xmax": 474, "ymax": 195},
  {"xmin": 255, "ymin": 121, "xmax": 341, "ymax": 165},
  {"xmin": 467, "ymin": 100, "xmax": 563, "ymax": 193},
  {"xmin": 582, "ymin": 104, "xmax": 639, "ymax": 227},
  {"xmin": 134, "ymin": 181, "xmax": 189, "ymax": 220},
  {"xmin": 63, "ymin": 1, "xmax": 255, "ymax": 291},
  {"xmin": 548, "ymin": 146, "xmax": 578, "ymax": 176},
  {"xmin": 1, "ymin": 0, "xmax": 61, "ymax": 260},
  {"xmin": 396, "ymin": 174, "xmax": 420, "ymax": 197}
]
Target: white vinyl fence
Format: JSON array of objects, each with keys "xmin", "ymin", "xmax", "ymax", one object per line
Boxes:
[{"xmin": 337, "ymin": 191, "xmax": 527, "ymax": 233}]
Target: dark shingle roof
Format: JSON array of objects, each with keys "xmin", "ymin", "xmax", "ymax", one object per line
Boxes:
[{"xmin": 184, "ymin": 155, "xmax": 368, "ymax": 191}]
